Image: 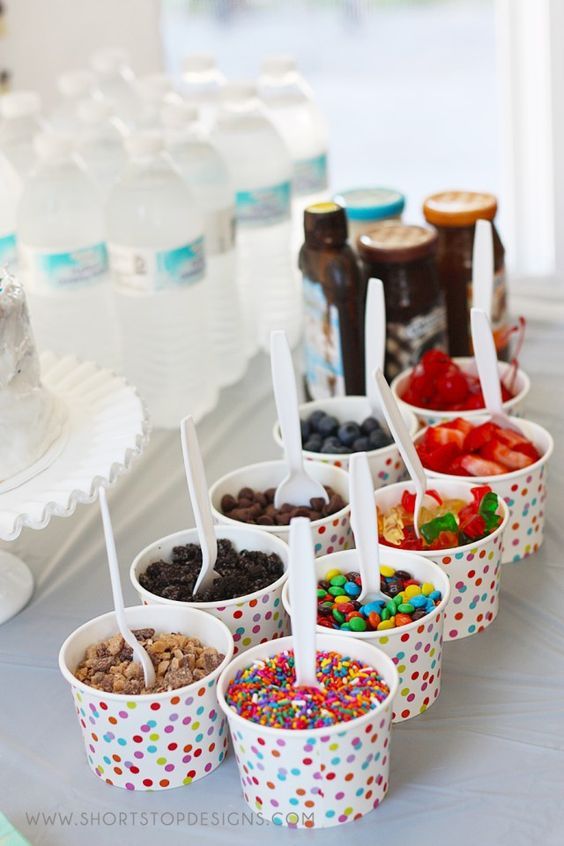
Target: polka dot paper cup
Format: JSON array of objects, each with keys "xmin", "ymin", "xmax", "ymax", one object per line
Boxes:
[
  {"xmin": 130, "ymin": 525, "xmax": 289, "ymax": 656},
  {"xmin": 217, "ymin": 634, "xmax": 398, "ymax": 829},
  {"xmin": 282, "ymin": 548, "xmax": 450, "ymax": 722},
  {"xmin": 59, "ymin": 604, "xmax": 234, "ymax": 791},
  {"xmin": 272, "ymin": 395, "xmax": 418, "ymax": 488},
  {"xmin": 209, "ymin": 460, "xmax": 352, "ymax": 556},
  {"xmin": 391, "ymin": 357, "xmax": 530, "ymax": 427},
  {"xmin": 374, "ymin": 481, "xmax": 509, "ymax": 641},
  {"xmin": 415, "ymin": 416, "xmax": 554, "ymax": 563}
]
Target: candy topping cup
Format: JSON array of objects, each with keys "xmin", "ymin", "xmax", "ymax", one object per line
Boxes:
[
  {"xmin": 272, "ymin": 396, "xmax": 418, "ymax": 488},
  {"xmin": 59, "ymin": 604, "xmax": 234, "ymax": 790},
  {"xmin": 217, "ymin": 634, "xmax": 398, "ymax": 829},
  {"xmin": 414, "ymin": 416, "xmax": 553, "ymax": 563},
  {"xmin": 131, "ymin": 525, "xmax": 289, "ymax": 655},
  {"xmin": 391, "ymin": 357, "xmax": 530, "ymax": 426},
  {"xmin": 209, "ymin": 460, "xmax": 352, "ymax": 556},
  {"xmin": 282, "ymin": 548, "xmax": 450, "ymax": 721},
  {"xmin": 373, "ymin": 480, "xmax": 509, "ymax": 641}
]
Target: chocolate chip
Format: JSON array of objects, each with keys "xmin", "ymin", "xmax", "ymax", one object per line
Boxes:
[
  {"xmin": 219, "ymin": 484, "xmax": 347, "ymax": 526},
  {"xmin": 220, "ymin": 494, "xmax": 237, "ymax": 513}
]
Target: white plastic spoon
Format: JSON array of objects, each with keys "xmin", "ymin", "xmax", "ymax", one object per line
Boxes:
[
  {"xmin": 472, "ymin": 219, "xmax": 494, "ymax": 320},
  {"xmin": 98, "ymin": 486, "xmax": 156, "ymax": 688},
  {"xmin": 349, "ymin": 452, "xmax": 388, "ymax": 603},
  {"xmin": 470, "ymin": 308, "xmax": 522, "ymax": 434},
  {"xmin": 180, "ymin": 415, "xmax": 219, "ymax": 596},
  {"xmin": 373, "ymin": 368, "xmax": 430, "ymax": 539},
  {"xmin": 364, "ymin": 277, "xmax": 386, "ymax": 416},
  {"xmin": 289, "ymin": 517, "xmax": 319, "ymax": 688},
  {"xmin": 271, "ymin": 330, "xmax": 328, "ymax": 508}
]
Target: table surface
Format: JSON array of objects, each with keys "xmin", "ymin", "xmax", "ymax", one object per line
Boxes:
[{"xmin": 1, "ymin": 318, "xmax": 563, "ymax": 846}]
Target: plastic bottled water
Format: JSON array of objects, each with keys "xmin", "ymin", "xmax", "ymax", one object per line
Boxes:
[
  {"xmin": 0, "ymin": 90, "xmax": 43, "ymax": 179},
  {"xmin": 90, "ymin": 47, "xmax": 139, "ymax": 128},
  {"xmin": 212, "ymin": 82, "xmax": 300, "ymax": 352},
  {"xmin": 181, "ymin": 54, "xmax": 225, "ymax": 132},
  {"xmin": 259, "ymin": 55, "xmax": 329, "ymax": 257},
  {"xmin": 106, "ymin": 131, "xmax": 217, "ymax": 427},
  {"xmin": 17, "ymin": 132, "xmax": 119, "ymax": 369},
  {"xmin": 51, "ymin": 69, "xmax": 95, "ymax": 132},
  {"xmin": 77, "ymin": 99, "xmax": 126, "ymax": 200},
  {"xmin": 136, "ymin": 73, "xmax": 182, "ymax": 129},
  {"xmin": 163, "ymin": 101, "xmax": 246, "ymax": 387},
  {"xmin": 0, "ymin": 151, "xmax": 20, "ymax": 272}
]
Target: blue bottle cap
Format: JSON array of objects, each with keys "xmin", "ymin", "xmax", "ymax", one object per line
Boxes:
[{"xmin": 333, "ymin": 187, "xmax": 405, "ymax": 222}]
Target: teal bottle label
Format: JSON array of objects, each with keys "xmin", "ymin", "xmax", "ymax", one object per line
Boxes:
[
  {"xmin": 20, "ymin": 242, "xmax": 109, "ymax": 291},
  {"xmin": 109, "ymin": 237, "xmax": 206, "ymax": 293},
  {"xmin": 294, "ymin": 152, "xmax": 328, "ymax": 196},
  {"xmin": 303, "ymin": 276, "xmax": 345, "ymax": 399},
  {"xmin": 0, "ymin": 233, "xmax": 17, "ymax": 273},
  {"xmin": 235, "ymin": 181, "xmax": 291, "ymax": 227}
]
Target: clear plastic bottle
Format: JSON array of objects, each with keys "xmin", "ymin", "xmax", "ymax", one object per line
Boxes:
[
  {"xmin": 106, "ymin": 131, "xmax": 217, "ymax": 427},
  {"xmin": 212, "ymin": 82, "xmax": 300, "ymax": 352},
  {"xmin": 136, "ymin": 73, "xmax": 182, "ymax": 129},
  {"xmin": 51, "ymin": 69, "xmax": 95, "ymax": 133},
  {"xmin": 0, "ymin": 90, "xmax": 43, "ymax": 178},
  {"xmin": 162, "ymin": 100, "xmax": 246, "ymax": 386},
  {"xmin": 181, "ymin": 53, "xmax": 225, "ymax": 132},
  {"xmin": 0, "ymin": 150, "xmax": 20, "ymax": 272},
  {"xmin": 90, "ymin": 47, "xmax": 139, "ymax": 128},
  {"xmin": 17, "ymin": 132, "xmax": 120, "ymax": 369},
  {"xmin": 258, "ymin": 55, "xmax": 329, "ymax": 258},
  {"xmin": 77, "ymin": 99, "xmax": 126, "ymax": 200}
]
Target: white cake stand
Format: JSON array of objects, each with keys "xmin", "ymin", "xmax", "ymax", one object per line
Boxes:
[{"xmin": 0, "ymin": 352, "xmax": 149, "ymax": 624}]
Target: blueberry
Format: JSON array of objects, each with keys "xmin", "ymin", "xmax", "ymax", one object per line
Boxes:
[
  {"xmin": 361, "ymin": 416, "xmax": 383, "ymax": 436},
  {"xmin": 317, "ymin": 415, "xmax": 339, "ymax": 437},
  {"xmin": 332, "ymin": 445, "xmax": 353, "ymax": 454},
  {"xmin": 352, "ymin": 436, "xmax": 370, "ymax": 452},
  {"xmin": 321, "ymin": 442, "xmax": 340, "ymax": 454},
  {"xmin": 304, "ymin": 436, "xmax": 323, "ymax": 453},
  {"xmin": 322, "ymin": 436, "xmax": 341, "ymax": 451},
  {"xmin": 307, "ymin": 410, "xmax": 327, "ymax": 432},
  {"xmin": 300, "ymin": 419, "xmax": 311, "ymax": 441},
  {"xmin": 337, "ymin": 421, "xmax": 361, "ymax": 447},
  {"xmin": 369, "ymin": 429, "xmax": 392, "ymax": 450}
]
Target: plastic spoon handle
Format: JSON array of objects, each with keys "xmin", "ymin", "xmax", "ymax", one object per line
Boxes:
[
  {"xmin": 364, "ymin": 278, "xmax": 386, "ymax": 412},
  {"xmin": 472, "ymin": 220, "xmax": 494, "ymax": 319},
  {"xmin": 373, "ymin": 369, "xmax": 428, "ymax": 538},
  {"xmin": 99, "ymin": 487, "xmax": 155, "ymax": 688},
  {"xmin": 470, "ymin": 308, "xmax": 522, "ymax": 433},
  {"xmin": 349, "ymin": 452, "xmax": 386, "ymax": 603},
  {"xmin": 289, "ymin": 517, "xmax": 319, "ymax": 688},
  {"xmin": 181, "ymin": 416, "xmax": 218, "ymax": 596}
]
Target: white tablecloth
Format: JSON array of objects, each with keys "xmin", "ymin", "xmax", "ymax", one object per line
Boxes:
[{"xmin": 1, "ymin": 319, "xmax": 563, "ymax": 846}]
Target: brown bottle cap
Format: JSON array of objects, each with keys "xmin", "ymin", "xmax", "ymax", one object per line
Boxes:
[
  {"xmin": 304, "ymin": 201, "xmax": 348, "ymax": 246},
  {"xmin": 423, "ymin": 190, "xmax": 497, "ymax": 227},
  {"xmin": 357, "ymin": 221, "xmax": 438, "ymax": 263}
]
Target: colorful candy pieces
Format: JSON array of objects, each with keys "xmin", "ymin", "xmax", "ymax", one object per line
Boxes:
[{"xmin": 316, "ymin": 566, "xmax": 442, "ymax": 633}]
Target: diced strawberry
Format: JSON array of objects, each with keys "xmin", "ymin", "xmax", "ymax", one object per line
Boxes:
[
  {"xmin": 423, "ymin": 442, "xmax": 461, "ymax": 473},
  {"xmin": 446, "ymin": 455, "xmax": 472, "ymax": 476},
  {"xmin": 463, "ymin": 421, "xmax": 500, "ymax": 452},
  {"xmin": 459, "ymin": 454, "xmax": 507, "ymax": 477},
  {"xmin": 441, "ymin": 417, "xmax": 474, "ymax": 436},
  {"xmin": 496, "ymin": 428, "xmax": 541, "ymax": 461},
  {"xmin": 481, "ymin": 440, "xmax": 535, "ymax": 470},
  {"xmin": 424, "ymin": 425, "xmax": 466, "ymax": 450},
  {"xmin": 512, "ymin": 442, "xmax": 542, "ymax": 461}
]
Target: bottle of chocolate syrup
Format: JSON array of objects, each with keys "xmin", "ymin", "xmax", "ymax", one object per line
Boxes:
[{"xmin": 299, "ymin": 202, "xmax": 365, "ymax": 400}]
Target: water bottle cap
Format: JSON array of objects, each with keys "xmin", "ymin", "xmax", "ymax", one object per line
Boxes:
[
  {"xmin": 57, "ymin": 70, "xmax": 95, "ymax": 99},
  {"xmin": 161, "ymin": 100, "xmax": 199, "ymax": 128},
  {"xmin": 137, "ymin": 73, "xmax": 173, "ymax": 102},
  {"xmin": 183, "ymin": 53, "xmax": 216, "ymax": 74},
  {"xmin": 35, "ymin": 131, "xmax": 75, "ymax": 160},
  {"xmin": 125, "ymin": 130, "xmax": 164, "ymax": 158},
  {"xmin": 0, "ymin": 91, "xmax": 41, "ymax": 120},
  {"xmin": 220, "ymin": 81, "xmax": 257, "ymax": 104},
  {"xmin": 91, "ymin": 47, "xmax": 130, "ymax": 76},
  {"xmin": 261, "ymin": 55, "xmax": 297, "ymax": 77},
  {"xmin": 77, "ymin": 98, "xmax": 114, "ymax": 124}
]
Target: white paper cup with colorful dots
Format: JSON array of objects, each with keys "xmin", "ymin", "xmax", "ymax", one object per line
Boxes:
[
  {"xmin": 130, "ymin": 525, "xmax": 289, "ymax": 656},
  {"xmin": 272, "ymin": 396, "xmax": 418, "ymax": 488},
  {"xmin": 217, "ymin": 634, "xmax": 398, "ymax": 829},
  {"xmin": 414, "ymin": 416, "xmax": 553, "ymax": 564},
  {"xmin": 373, "ymin": 480, "xmax": 509, "ymax": 641},
  {"xmin": 209, "ymin": 460, "xmax": 352, "ymax": 557},
  {"xmin": 391, "ymin": 357, "xmax": 530, "ymax": 427},
  {"xmin": 59, "ymin": 604, "xmax": 234, "ymax": 791},
  {"xmin": 282, "ymin": 548, "xmax": 450, "ymax": 722}
]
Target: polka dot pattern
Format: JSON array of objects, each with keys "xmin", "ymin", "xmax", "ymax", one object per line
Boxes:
[
  {"xmin": 484, "ymin": 464, "xmax": 549, "ymax": 564},
  {"xmin": 71, "ymin": 681, "xmax": 228, "ymax": 791},
  {"xmin": 228, "ymin": 709, "xmax": 393, "ymax": 828}
]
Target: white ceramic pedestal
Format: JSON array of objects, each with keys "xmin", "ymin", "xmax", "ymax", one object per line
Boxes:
[{"xmin": 0, "ymin": 551, "xmax": 34, "ymax": 624}]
